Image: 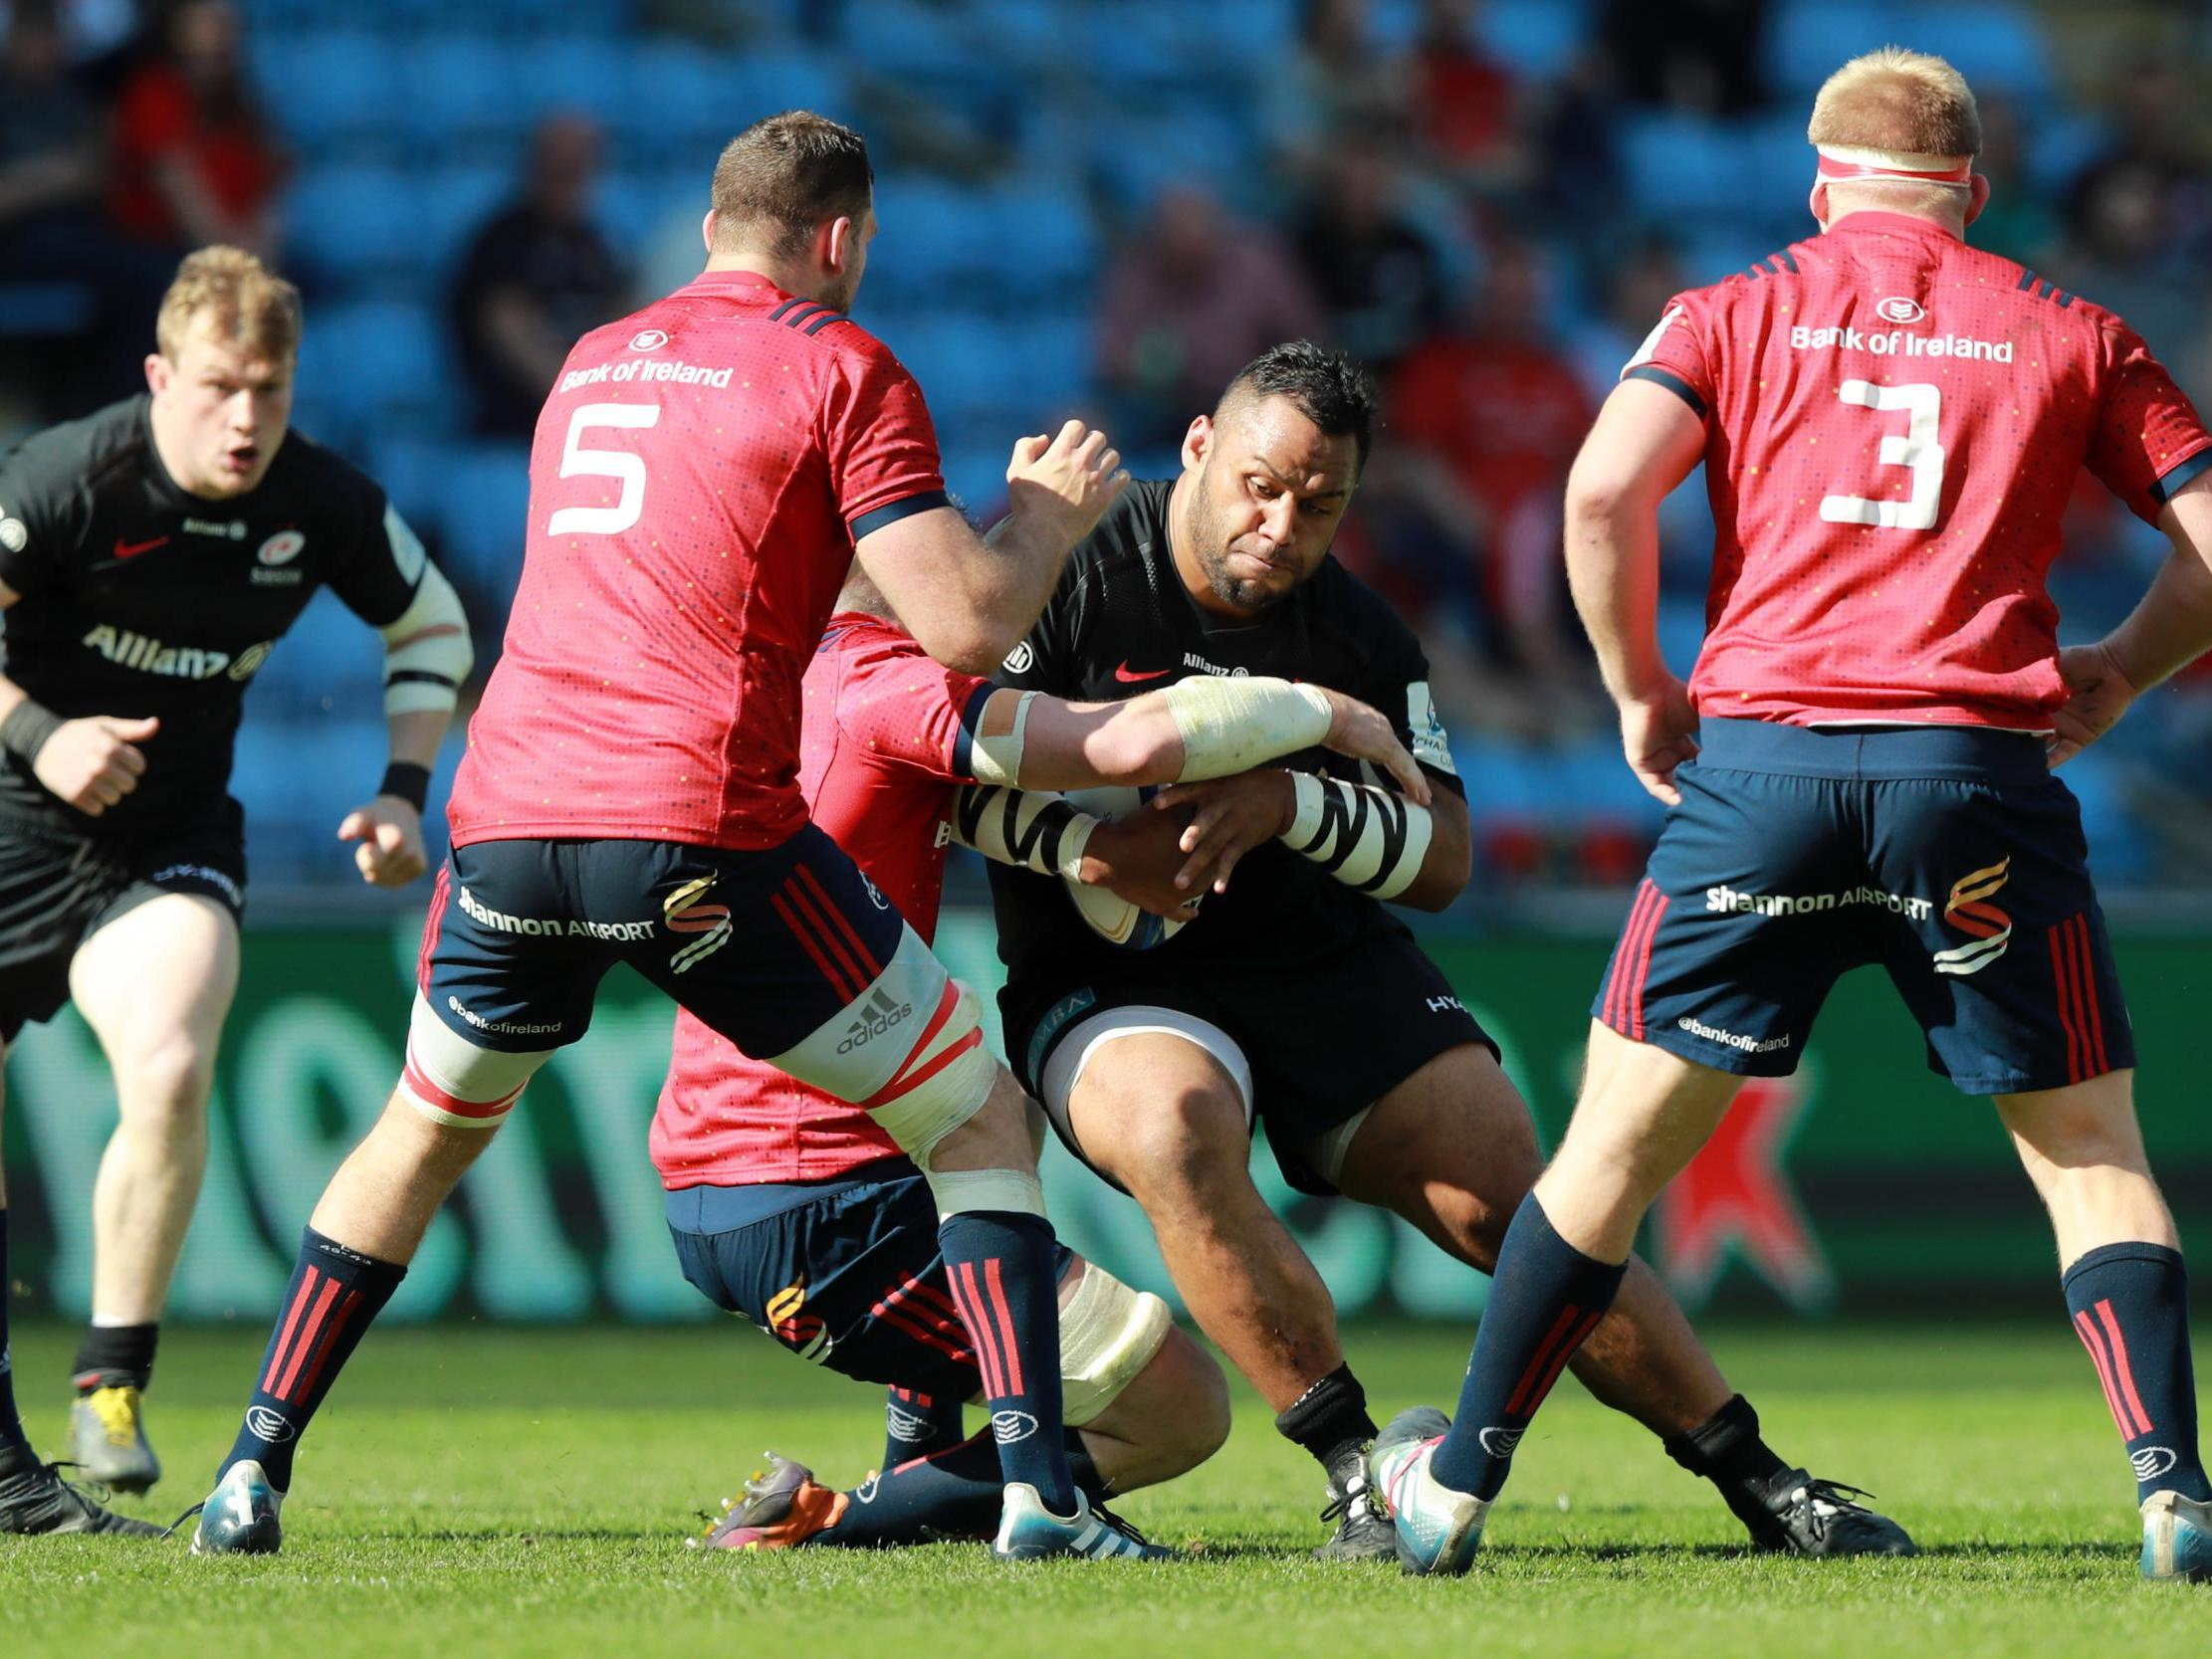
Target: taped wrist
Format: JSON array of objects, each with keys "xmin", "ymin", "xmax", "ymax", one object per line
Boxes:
[
  {"xmin": 1281, "ymin": 771, "xmax": 1435, "ymax": 900},
  {"xmin": 1164, "ymin": 675, "xmax": 1333, "ymax": 780},
  {"xmin": 966, "ymin": 689, "xmax": 1035, "ymax": 785},
  {"xmin": 0, "ymin": 698, "xmax": 63, "ymax": 763},
  {"xmin": 953, "ymin": 784, "xmax": 1100, "ymax": 880}
]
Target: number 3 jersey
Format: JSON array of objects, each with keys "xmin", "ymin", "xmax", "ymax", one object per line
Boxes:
[
  {"xmin": 1624, "ymin": 209, "xmax": 2212, "ymax": 730},
  {"xmin": 445, "ymin": 270, "xmax": 949, "ymax": 853}
]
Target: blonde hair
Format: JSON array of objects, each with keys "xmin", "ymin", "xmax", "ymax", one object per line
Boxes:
[
  {"xmin": 1810, "ymin": 46, "xmax": 1981, "ymax": 159},
  {"xmin": 154, "ymin": 245, "xmax": 303, "ymax": 363}
]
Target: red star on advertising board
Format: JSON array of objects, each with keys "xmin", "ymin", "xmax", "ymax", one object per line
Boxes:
[{"xmin": 1656, "ymin": 1071, "xmax": 1834, "ymax": 1312}]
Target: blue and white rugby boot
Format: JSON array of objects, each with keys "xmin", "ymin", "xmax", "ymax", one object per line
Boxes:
[
  {"xmin": 991, "ymin": 1483, "xmax": 1176, "ymax": 1561},
  {"xmin": 2141, "ymin": 1490, "xmax": 2212, "ymax": 1582},
  {"xmin": 1367, "ymin": 1406, "xmax": 1488, "ymax": 1576},
  {"xmin": 189, "ymin": 1458, "xmax": 283, "ymax": 1555}
]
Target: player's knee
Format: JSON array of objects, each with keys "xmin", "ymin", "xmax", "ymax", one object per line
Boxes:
[
  {"xmin": 1059, "ymin": 1258, "xmax": 1222, "ymax": 1466},
  {"xmin": 1146, "ymin": 1327, "xmax": 1232, "ymax": 1474},
  {"xmin": 113, "ymin": 1029, "xmax": 218, "ymax": 1123},
  {"xmin": 1108, "ymin": 1083, "xmax": 1250, "ymax": 1204},
  {"xmin": 396, "ymin": 993, "xmax": 541, "ymax": 1133}
]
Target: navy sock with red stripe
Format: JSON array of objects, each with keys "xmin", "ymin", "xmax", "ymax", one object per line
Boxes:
[
  {"xmin": 1430, "ymin": 1195, "xmax": 1626, "ymax": 1500},
  {"xmin": 884, "ymin": 1386, "xmax": 965, "ymax": 1464},
  {"xmin": 2063, "ymin": 1241, "xmax": 2212, "ymax": 1504},
  {"xmin": 219, "ymin": 1228, "xmax": 406, "ymax": 1492},
  {"xmin": 821, "ymin": 1429, "xmax": 1105, "ymax": 1547},
  {"xmin": 935, "ymin": 1210, "xmax": 1077, "ymax": 1514}
]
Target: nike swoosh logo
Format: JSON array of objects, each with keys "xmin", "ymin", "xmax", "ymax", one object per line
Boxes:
[
  {"xmin": 1113, "ymin": 662, "xmax": 1173, "ymax": 683},
  {"xmin": 112, "ymin": 535, "xmax": 169, "ymax": 559}
]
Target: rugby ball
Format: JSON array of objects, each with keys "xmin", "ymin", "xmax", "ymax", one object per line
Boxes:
[{"xmin": 1061, "ymin": 785, "xmax": 1191, "ymax": 950}]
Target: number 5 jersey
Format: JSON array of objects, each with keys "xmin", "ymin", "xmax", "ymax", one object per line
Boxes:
[
  {"xmin": 1622, "ymin": 209, "xmax": 2212, "ymax": 729},
  {"xmin": 446, "ymin": 270, "xmax": 950, "ymax": 853}
]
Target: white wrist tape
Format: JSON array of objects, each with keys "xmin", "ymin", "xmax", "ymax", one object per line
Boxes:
[
  {"xmin": 1281, "ymin": 771, "xmax": 1435, "ymax": 900},
  {"xmin": 953, "ymin": 784, "xmax": 1099, "ymax": 880},
  {"xmin": 1164, "ymin": 675, "xmax": 1333, "ymax": 781},
  {"xmin": 966, "ymin": 689, "xmax": 1035, "ymax": 786},
  {"xmin": 380, "ymin": 560, "xmax": 473, "ymax": 716}
]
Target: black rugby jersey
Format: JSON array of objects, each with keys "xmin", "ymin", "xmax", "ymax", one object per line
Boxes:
[
  {"xmin": 0, "ymin": 395, "xmax": 424, "ymax": 840},
  {"xmin": 986, "ymin": 476, "xmax": 1463, "ymax": 993}
]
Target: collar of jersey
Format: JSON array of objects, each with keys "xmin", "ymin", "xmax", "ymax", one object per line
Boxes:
[
  {"xmin": 1823, "ymin": 209, "xmax": 1962, "ymax": 244},
  {"xmin": 677, "ymin": 267, "xmax": 789, "ymax": 300}
]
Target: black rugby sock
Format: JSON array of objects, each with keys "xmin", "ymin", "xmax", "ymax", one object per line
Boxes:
[
  {"xmin": 0, "ymin": 1210, "xmax": 34, "ymax": 1465},
  {"xmin": 2065, "ymin": 1242, "xmax": 2212, "ymax": 1504},
  {"xmin": 221, "ymin": 1228, "xmax": 406, "ymax": 1492},
  {"xmin": 1664, "ymin": 1393, "xmax": 1799, "ymax": 1532},
  {"xmin": 1275, "ymin": 1363, "xmax": 1379, "ymax": 1485},
  {"xmin": 73, "ymin": 1322, "xmax": 159, "ymax": 1393}
]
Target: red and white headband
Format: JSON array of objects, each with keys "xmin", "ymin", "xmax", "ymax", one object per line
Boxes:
[{"xmin": 1814, "ymin": 143, "xmax": 1973, "ymax": 188}]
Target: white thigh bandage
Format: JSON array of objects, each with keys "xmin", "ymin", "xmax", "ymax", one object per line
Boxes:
[
  {"xmin": 1281, "ymin": 771, "xmax": 1435, "ymax": 900},
  {"xmin": 1164, "ymin": 675, "xmax": 1333, "ymax": 780},
  {"xmin": 1037, "ymin": 1004, "xmax": 1252, "ymax": 1187},
  {"xmin": 1296, "ymin": 1103, "xmax": 1375, "ymax": 1187},
  {"xmin": 398, "ymin": 993, "xmax": 550, "ymax": 1130},
  {"xmin": 926, "ymin": 1165, "xmax": 1048, "ymax": 1221},
  {"xmin": 766, "ymin": 928, "xmax": 994, "ymax": 1169},
  {"xmin": 1056, "ymin": 1262, "xmax": 1174, "ymax": 1428}
]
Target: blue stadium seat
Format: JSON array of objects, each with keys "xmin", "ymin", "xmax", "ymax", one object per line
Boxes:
[
  {"xmin": 1761, "ymin": 1, "xmax": 1906, "ymax": 99},
  {"xmin": 285, "ymin": 162, "xmax": 420, "ymax": 289},
  {"xmin": 1476, "ymin": 0, "xmax": 1596, "ymax": 80},
  {"xmin": 440, "ymin": 444, "xmax": 534, "ymax": 601},
  {"xmin": 1901, "ymin": 5, "xmax": 2053, "ymax": 100},
  {"xmin": 512, "ymin": 33, "xmax": 635, "ymax": 127},
  {"xmin": 409, "ymin": 34, "xmax": 533, "ymax": 141},
  {"xmin": 1620, "ymin": 112, "xmax": 1759, "ymax": 222},
  {"xmin": 368, "ymin": 436, "xmax": 454, "ymax": 543},
  {"xmin": 302, "ymin": 300, "xmax": 451, "ymax": 427},
  {"xmin": 248, "ymin": 588, "xmax": 382, "ymax": 714},
  {"xmin": 990, "ymin": 186, "xmax": 1098, "ymax": 301},
  {"xmin": 413, "ymin": 161, "xmax": 515, "ymax": 285},
  {"xmin": 245, "ymin": 30, "xmax": 400, "ymax": 151}
]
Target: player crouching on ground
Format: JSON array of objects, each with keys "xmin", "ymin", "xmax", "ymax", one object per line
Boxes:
[
  {"xmin": 0, "ymin": 247, "xmax": 466, "ymax": 1535},
  {"xmin": 661, "ymin": 560, "xmax": 1430, "ymax": 1550},
  {"xmin": 1375, "ymin": 49, "xmax": 2212, "ymax": 1581}
]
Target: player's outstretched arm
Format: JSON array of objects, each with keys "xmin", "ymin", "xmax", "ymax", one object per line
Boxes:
[
  {"xmin": 1564, "ymin": 378, "xmax": 1706, "ymax": 805},
  {"xmin": 1149, "ymin": 765, "xmax": 1472, "ymax": 912},
  {"xmin": 975, "ymin": 679, "xmax": 1429, "ymax": 798},
  {"xmin": 853, "ymin": 421, "xmax": 1128, "ymax": 676},
  {"xmin": 2050, "ymin": 473, "xmax": 2212, "ymax": 766}
]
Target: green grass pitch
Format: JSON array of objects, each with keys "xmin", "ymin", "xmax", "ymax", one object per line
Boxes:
[{"xmin": 4, "ymin": 1320, "xmax": 2205, "ymax": 1656}]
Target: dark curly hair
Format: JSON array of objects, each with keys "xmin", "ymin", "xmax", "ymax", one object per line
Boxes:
[{"xmin": 1216, "ymin": 339, "xmax": 1379, "ymax": 470}]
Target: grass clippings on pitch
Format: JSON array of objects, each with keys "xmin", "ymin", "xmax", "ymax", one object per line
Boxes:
[{"xmin": 3, "ymin": 1321, "xmax": 2204, "ymax": 1658}]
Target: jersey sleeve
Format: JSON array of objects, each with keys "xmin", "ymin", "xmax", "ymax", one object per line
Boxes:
[
  {"xmin": 327, "ymin": 496, "xmax": 430, "ymax": 628},
  {"xmin": 2085, "ymin": 319, "xmax": 2212, "ymax": 523},
  {"xmin": 834, "ymin": 636, "xmax": 996, "ymax": 783},
  {"xmin": 1619, "ymin": 288, "xmax": 1715, "ymax": 420},
  {"xmin": 0, "ymin": 439, "xmax": 85, "ymax": 598},
  {"xmin": 1345, "ymin": 581, "xmax": 1465, "ymax": 800},
  {"xmin": 825, "ymin": 348, "xmax": 951, "ymax": 540}
]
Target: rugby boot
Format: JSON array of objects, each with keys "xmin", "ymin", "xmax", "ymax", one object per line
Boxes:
[
  {"xmin": 1745, "ymin": 1472, "xmax": 1916, "ymax": 1557},
  {"xmin": 691, "ymin": 1453, "xmax": 847, "ymax": 1550},
  {"xmin": 0, "ymin": 1456, "xmax": 165, "ymax": 1536},
  {"xmin": 2141, "ymin": 1490, "xmax": 2212, "ymax": 1582},
  {"xmin": 1366, "ymin": 1406, "xmax": 1488, "ymax": 1576},
  {"xmin": 189, "ymin": 1458, "xmax": 283, "ymax": 1555},
  {"xmin": 69, "ymin": 1382, "xmax": 161, "ymax": 1494},
  {"xmin": 1312, "ymin": 1439, "xmax": 1397, "ymax": 1561},
  {"xmin": 991, "ymin": 1483, "xmax": 1177, "ymax": 1560}
]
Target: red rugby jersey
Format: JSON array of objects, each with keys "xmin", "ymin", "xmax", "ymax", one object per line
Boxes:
[
  {"xmin": 650, "ymin": 613, "xmax": 992, "ymax": 1189},
  {"xmin": 1624, "ymin": 211, "xmax": 2212, "ymax": 728},
  {"xmin": 446, "ymin": 272, "xmax": 948, "ymax": 850}
]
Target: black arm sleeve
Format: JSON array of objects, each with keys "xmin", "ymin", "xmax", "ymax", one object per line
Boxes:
[
  {"xmin": 327, "ymin": 488, "xmax": 428, "ymax": 629},
  {"xmin": 0, "ymin": 438, "xmax": 85, "ymax": 599}
]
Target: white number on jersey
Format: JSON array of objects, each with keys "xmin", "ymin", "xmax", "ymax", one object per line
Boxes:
[
  {"xmin": 547, "ymin": 403, "xmax": 662, "ymax": 536},
  {"xmin": 1819, "ymin": 380, "xmax": 1944, "ymax": 530}
]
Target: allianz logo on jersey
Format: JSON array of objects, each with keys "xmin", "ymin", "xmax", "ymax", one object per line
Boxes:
[
  {"xmin": 81, "ymin": 624, "xmax": 272, "ymax": 682},
  {"xmin": 1181, "ymin": 650, "xmax": 1248, "ymax": 678},
  {"xmin": 1790, "ymin": 320, "xmax": 2014, "ymax": 361}
]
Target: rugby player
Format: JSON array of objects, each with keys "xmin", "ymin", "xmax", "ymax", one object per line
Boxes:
[
  {"xmin": 1373, "ymin": 48, "xmax": 2212, "ymax": 1581},
  {"xmin": 0, "ymin": 247, "xmax": 468, "ymax": 1535},
  {"xmin": 191, "ymin": 111, "xmax": 1156, "ymax": 1562},
  {"xmin": 660, "ymin": 565, "xmax": 1427, "ymax": 1550},
  {"xmin": 983, "ymin": 340, "xmax": 1908, "ymax": 1561}
]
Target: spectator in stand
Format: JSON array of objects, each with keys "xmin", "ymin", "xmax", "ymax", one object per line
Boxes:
[
  {"xmin": 1390, "ymin": 239, "xmax": 1600, "ymax": 729},
  {"xmin": 1290, "ymin": 140, "xmax": 1445, "ymax": 370},
  {"xmin": 1965, "ymin": 93, "xmax": 2058, "ymax": 270},
  {"xmin": 2054, "ymin": 157, "xmax": 2204, "ymax": 380},
  {"xmin": 450, "ymin": 113, "xmax": 631, "ymax": 441},
  {"xmin": 1565, "ymin": 233, "xmax": 1684, "ymax": 405},
  {"xmin": 1266, "ymin": 0, "xmax": 1406, "ymax": 170},
  {"xmin": 1404, "ymin": 0, "xmax": 1525, "ymax": 188},
  {"xmin": 0, "ymin": 0, "xmax": 170, "ymax": 417},
  {"xmin": 107, "ymin": 0, "xmax": 285, "ymax": 259},
  {"xmin": 1596, "ymin": 0, "xmax": 1768, "ymax": 115},
  {"xmin": 1096, "ymin": 183, "xmax": 1321, "ymax": 451}
]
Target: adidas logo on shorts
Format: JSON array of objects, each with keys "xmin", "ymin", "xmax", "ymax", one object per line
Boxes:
[{"xmin": 836, "ymin": 986, "xmax": 913, "ymax": 1055}]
